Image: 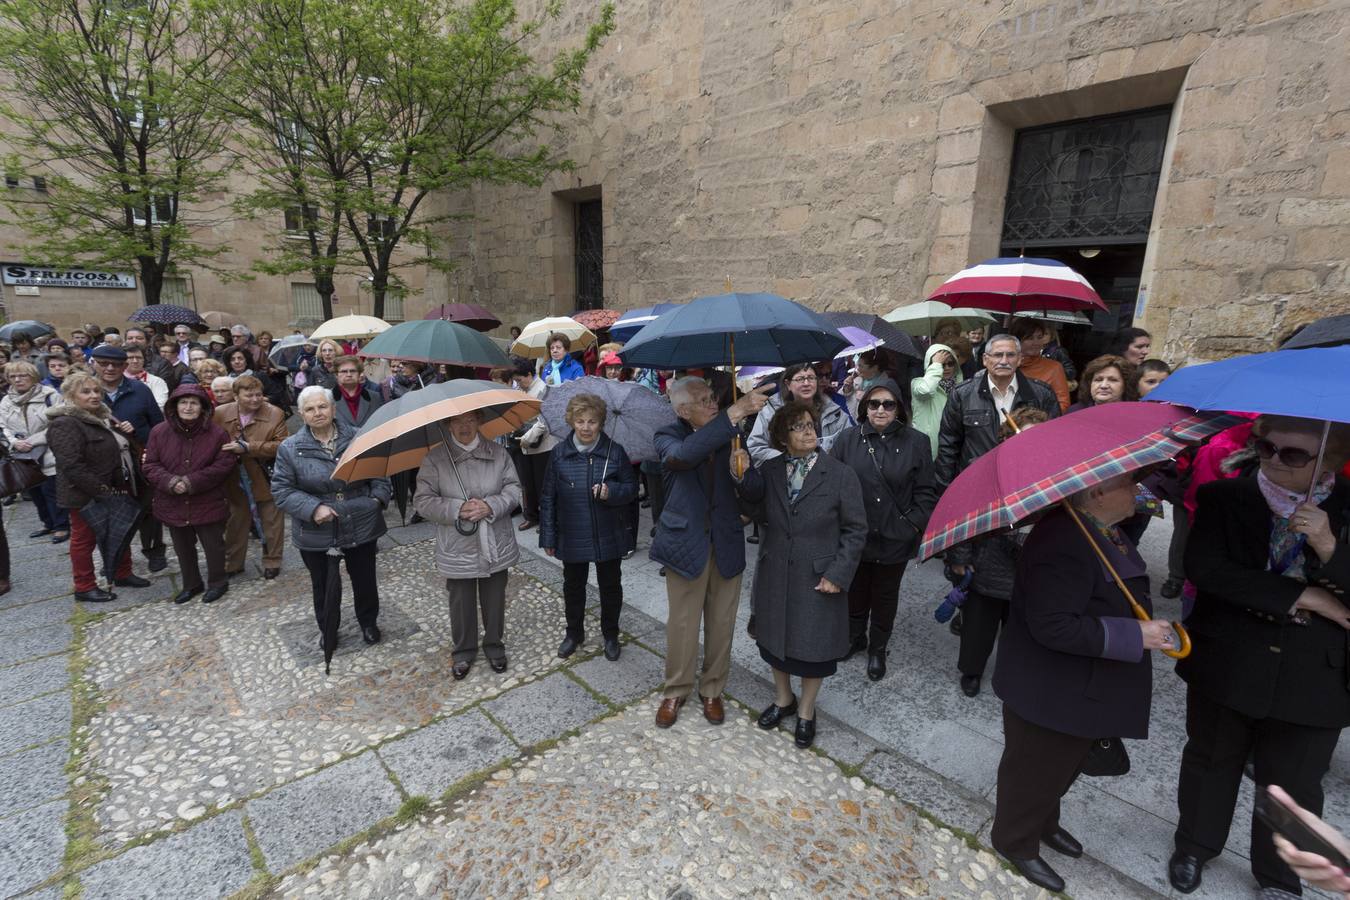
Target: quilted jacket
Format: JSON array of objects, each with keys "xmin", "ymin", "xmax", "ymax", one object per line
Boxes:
[
  {"xmin": 649, "ymin": 412, "xmax": 746, "ymax": 581},
  {"xmin": 539, "ymin": 433, "xmax": 638, "ymax": 563}
]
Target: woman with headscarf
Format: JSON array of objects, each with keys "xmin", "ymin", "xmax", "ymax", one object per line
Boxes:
[
  {"xmin": 910, "ymin": 343, "xmax": 964, "ymax": 460},
  {"xmin": 0, "ymin": 361, "xmax": 66, "ymax": 542}
]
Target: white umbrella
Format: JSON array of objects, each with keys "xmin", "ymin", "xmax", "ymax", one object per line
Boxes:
[
  {"xmin": 882, "ymin": 300, "xmax": 995, "ymax": 337},
  {"xmin": 510, "ymin": 316, "xmax": 596, "ymax": 359},
  {"xmin": 309, "ymin": 314, "xmax": 390, "ymax": 342}
]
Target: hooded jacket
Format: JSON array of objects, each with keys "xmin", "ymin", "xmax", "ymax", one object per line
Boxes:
[
  {"xmin": 910, "ymin": 343, "xmax": 964, "ymax": 460},
  {"xmin": 142, "ymin": 384, "xmax": 236, "ymax": 527}
]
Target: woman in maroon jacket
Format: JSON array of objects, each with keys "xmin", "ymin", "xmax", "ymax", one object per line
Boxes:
[{"xmin": 142, "ymin": 384, "xmax": 237, "ymax": 604}]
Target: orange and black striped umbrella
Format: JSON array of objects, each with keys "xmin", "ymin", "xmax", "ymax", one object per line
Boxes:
[{"xmin": 334, "ymin": 379, "xmax": 539, "ymax": 482}]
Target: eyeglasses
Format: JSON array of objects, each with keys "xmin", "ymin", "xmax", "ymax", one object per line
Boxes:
[
  {"xmin": 866, "ymin": 399, "xmax": 898, "ymax": 411},
  {"xmin": 789, "ymin": 374, "xmax": 817, "ymax": 384},
  {"xmin": 92, "ymin": 359, "xmax": 125, "ymax": 368},
  {"xmin": 1254, "ymin": 438, "xmax": 1315, "ymax": 468},
  {"xmin": 690, "ymin": 396, "xmax": 717, "ymax": 408},
  {"xmin": 787, "ymin": 421, "xmax": 817, "ymax": 433}
]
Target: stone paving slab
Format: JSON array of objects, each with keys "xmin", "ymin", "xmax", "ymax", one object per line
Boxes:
[
  {"xmin": 0, "ymin": 653, "xmax": 68, "ymax": 707},
  {"xmin": 247, "ymin": 751, "xmax": 403, "ymax": 873},
  {"xmin": 376, "ymin": 708, "xmax": 517, "ymax": 801},
  {"xmin": 0, "ymin": 738, "xmax": 68, "ymax": 816},
  {"xmin": 862, "ymin": 750, "xmax": 993, "ymax": 839},
  {"xmin": 0, "ymin": 800, "xmax": 65, "ymax": 896},
  {"xmin": 0, "ymin": 597, "xmax": 74, "ymax": 635},
  {"xmin": 569, "ymin": 640, "xmax": 666, "ymax": 705},
  {"xmin": 0, "ymin": 690, "xmax": 70, "ymax": 756},
  {"xmin": 79, "ymin": 810, "xmax": 256, "ymax": 900},
  {"xmin": 481, "ymin": 671, "xmax": 607, "ymax": 747},
  {"xmin": 0, "ymin": 622, "xmax": 71, "ymax": 667}
]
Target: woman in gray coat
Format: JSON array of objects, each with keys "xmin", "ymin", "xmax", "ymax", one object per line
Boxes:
[
  {"xmin": 414, "ymin": 409, "xmax": 522, "ymax": 681},
  {"xmin": 272, "ymin": 386, "xmax": 393, "ymax": 652},
  {"xmin": 735, "ymin": 400, "xmax": 867, "ymax": 749}
]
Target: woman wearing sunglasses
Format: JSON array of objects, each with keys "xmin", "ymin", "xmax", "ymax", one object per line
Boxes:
[
  {"xmin": 1169, "ymin": 414, "xmax": 1350, "ymax": 897},
  {"xmin": 827, "ymin": 379, "xmax": 937, "ymax": 681}
]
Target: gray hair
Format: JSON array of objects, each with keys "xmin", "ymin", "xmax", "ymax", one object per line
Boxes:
[
  {"xmin": 296, "ymin": 385, "xmax": 332, "ymax": 410},
  {"xmin": 666, "ymin": 376, "xmax": 708, "ymax": 411},
  {"xmin": 210, "ymin": 376, "xmax": 234, "ymax": 392},
  {"xmin": 230, "ymin": 324, "xmax": 253, "ymax": 339},
  {"xmin": 984, "ymin": 333, "xmax": 1021, "ymax": 355}
]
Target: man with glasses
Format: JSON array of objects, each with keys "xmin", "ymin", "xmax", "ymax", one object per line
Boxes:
[
  {"xmin": 651, "ymin": 376, "xmax": 771, "ymax": 729},
  {"xmin": 90, "ymin": 345, "xmax": 163, "ymax": 578},
  {"xmin": 331, "ymin": 356, "xmax": 384, "ymax": 428},
  {"xmin": 172, "ymin": 325, "xmax": 201, "ymax": 366}
]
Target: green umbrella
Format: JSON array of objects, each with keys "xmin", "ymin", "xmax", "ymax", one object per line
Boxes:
[{"xmin": 357, "ymin": 319, "xmax": 510, "ymax": 367}]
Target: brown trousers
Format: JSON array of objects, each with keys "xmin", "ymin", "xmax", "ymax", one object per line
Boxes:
[
  {"xmin": 223, "ymin": 475, "xmax": 285, "ymax": 570},
  {"xmin": 662, "ymin": 549, "xmax": 743, "ymax": 701}
]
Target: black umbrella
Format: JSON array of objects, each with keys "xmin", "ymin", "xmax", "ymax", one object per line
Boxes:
[
  {"xmin": 0, "ymin": 320, "xmax": 56, "ymax": 343},
  {"xmin": 129, "ymin": 304, "xmax": 207, "ymax": 332},
  {"xmin": 321, "ymin": 522, "xmax": 343, "ymax": 674},
  {"xmin": 820, "ymin": 312, "xmax": 920, "ymax": 359},
  {"xmin": 78, "ymin": 494, "xmax": 144, "ymax": 581},
  {"xmin": 390, "ymin": 470, "xmax": 413, "ymax": 524},
  {"xmin": 1281, "ymin": 313, "xmax": 1350, "ymax": 350}
]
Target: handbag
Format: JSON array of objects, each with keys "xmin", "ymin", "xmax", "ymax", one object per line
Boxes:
[
  {"xmin": 1080, "ymin": 737, "xmax": 1131, "ymax": 777},
  {"xmin": 0, "ymin": 457, "xmax": 44, "ymax": 496}
]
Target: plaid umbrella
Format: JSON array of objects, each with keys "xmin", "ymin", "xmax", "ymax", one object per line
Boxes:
[
  {"xmin": 571, "ymin": 308, "xmax": 622, "ymax": 331},
  {"xmin": 919, "ymin": 402, "xmax": 1240, "ymax": 560},
  {"xmin": 78, "ymin": 494, "xmax": 145, "ymax": 581},
  {"xmin": 129, "ymin": 304, "xmax": 206, "ymax": 331}
]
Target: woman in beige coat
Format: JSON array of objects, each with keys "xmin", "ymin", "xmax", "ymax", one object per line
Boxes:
[{"xmin": 414, "ymin": 410, "xmax": 522, "ymax": 680}]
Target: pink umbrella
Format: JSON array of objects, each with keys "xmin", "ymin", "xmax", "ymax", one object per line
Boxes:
[{"xmin": 928, "ymin": 256, "xmax": 1107, "ymax": 314}]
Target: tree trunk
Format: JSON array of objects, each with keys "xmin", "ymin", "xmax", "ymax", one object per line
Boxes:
[
  {"xmin": 371, "ymin": 275, "xmax": 387, "ymax": 320},
  {"xmin": 139, "ymin": 257, "xmax": 163, "ymax": 305},
  {"xmin": 316, "ymin": 274, "xmax": 335, "ymax": 321}
]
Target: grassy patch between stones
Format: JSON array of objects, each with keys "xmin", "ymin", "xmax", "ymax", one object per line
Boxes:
[
  {"xmin": 395, "ymin": 795, "xmax": 430, "ymax": 824},
  {"xmin": 63, "ymin": 604, "xmax": 110, "ymax": 873}
]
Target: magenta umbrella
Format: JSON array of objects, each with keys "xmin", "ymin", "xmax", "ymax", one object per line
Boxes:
[{"xmin": 423, "ymin": 303, "xmax": 501, "ymax": 332}]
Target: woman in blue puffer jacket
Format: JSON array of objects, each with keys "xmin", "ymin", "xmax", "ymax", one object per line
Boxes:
[{"xmin": 539, "ymin": 393, "xmax": 637, "ymax": 663}]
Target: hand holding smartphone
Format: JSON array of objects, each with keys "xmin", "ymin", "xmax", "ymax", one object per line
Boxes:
[{"xmin": 1257, "ymin": 785, "xmax": 1349, "ymax": 870}]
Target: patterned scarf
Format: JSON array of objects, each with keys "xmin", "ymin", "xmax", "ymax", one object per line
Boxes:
[
  {"xmin": 1259, "ymin": 470, "xmax": 1335, "ymax": 581},
  {"xmin": 938, "ymin": 376, "xmax": 957, "ymax": 395},
  {"xmin": 785, "ymin": 451, "xmax": 818, "ymax": 505}
]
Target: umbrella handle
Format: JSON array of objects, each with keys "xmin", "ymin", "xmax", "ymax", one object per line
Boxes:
[{"xmin": 435, "ymin": 420, "xmax": 479, "ymax": 536}]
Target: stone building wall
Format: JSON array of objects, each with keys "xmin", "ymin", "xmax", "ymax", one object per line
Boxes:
[{"xmin": 437, "ymin": 0, "xmax": 1350, "ymax": 360}]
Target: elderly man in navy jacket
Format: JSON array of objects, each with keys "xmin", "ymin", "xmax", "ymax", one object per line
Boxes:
[
  {"xmin": 91, "ymin": 344, "xmax": 166, "ymax": 574},
  {"xmin": 651, "ymin": 376, "xmax": 770, "ymax": 729}
]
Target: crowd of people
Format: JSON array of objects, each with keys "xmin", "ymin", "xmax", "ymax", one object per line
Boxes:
[{"xmin": 1, "ymin": 313, "xmax": 1346, "ymax": 899}]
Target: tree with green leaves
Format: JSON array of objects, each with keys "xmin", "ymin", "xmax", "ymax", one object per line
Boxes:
[
  {"xmin": 208, "ymin": 0, "xmax": 614, "ymax": 320},
  {"xmin": 0, "ymin": 0, "xmax": 239, "ymax": 304}
]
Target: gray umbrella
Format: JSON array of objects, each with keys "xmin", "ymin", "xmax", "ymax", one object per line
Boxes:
[{"xmin": 539, "ymin": 376, "xmax": 676, "ymax": 463}]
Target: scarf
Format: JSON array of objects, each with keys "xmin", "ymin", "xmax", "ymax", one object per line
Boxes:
[
  {"xmin": 938, "ymin": 376, "xmax": 957, "ymax": 395},
  {"xmin": 785, "ymin": 450, "xmax": 818, "ymax": 505},
  {"xmin": 6, "ymin": 383, "xmax": 39, "ymax": 406},
  {"xmin": 1259, "ymin": 470, "xmax": 1335, "ymax": 581},
  {"xmin": 452, "ymin": 435, "xmax": 481, "ymax": 453}
]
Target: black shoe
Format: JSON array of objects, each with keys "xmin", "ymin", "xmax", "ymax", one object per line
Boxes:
[
  {"xmin": 1168, "ymin": 850, "xmax": 1204, "ymax": 894},
  {"xmin": 29, "ymin": 528, "xmax": 52, "ymax": 538},
  {"xmin": 452, "ymin": 661, "xmax": 471, "ymax": 680},
  {"xmin": 603, "ymin": 638, "xmax": 621, "ymax": 661},
  {"xmin": 746, "ymin": 614, "xmax": 756, "ymax": 640},
  {"xmin": 557, "ymin": 635, "xmax": 581, "ymax": 658},
  {"xmin": 489, "ymin": 657, "xmax": 508, "ymax": 673},
  {"xmin": 867, "ymin": 649, "xmax": 887, "ymax": 682},
  {"xmin": 841, "ymin": 634, "xmax": 867, "ymax": 661},
  {"xmin": 361, "ymin": 624, "xmax": 381, "ymax": 645},
  {"xmin": 948, "ymin": 608, "xmax": 963, "ymax": 636},
  {"xmin": 658, "ymin": 567, "xmax": 666, "ymax": 577},
  {"xmin": 1004, "ymin": 854, "xmax": 1064, "ymax": 893},
  {"xmin": 409, "ymin": 513, "xmax": 424, "ymax": 524},
  {"xmin": 960, "ymin": 674, "xmax": 981, "ymax": 697},
  {"xmin": 746, "ymin": 533, "xmax": 759, "ymax": 544},
  {"xmin": 1042, "ymin": 827, "xmax": 1083, "ymax": 858},
  {"xmin": 650, "ymin": 526, "xmax": 656, "ymax": 538},
  {"xmin": 757, "ymin": 698, "xmax": 797, "ymax": 730},
  {"xmin": 172, "ymin": 586, "xmax": 203, "ymax": 605},
  {"xmin": 202, "ymin": 584, "xmax": 229, "ymax": 604},
  {"xmin": 1160, "ymin": 577, "xmax": 1183, "ymax": 599},
  {"xmin": 794, "ymin": 715, "xmax": 816, "ymax": 749},
  {"xmin": 263, "ymin": 568, "xmax": 280, "ymax": 580},
  {"xmin": 640, "ymin": 498, "xmax": 651, "ymax": 508},
  {"xmin": 146, "ymin": 554, "xmax": 168, "ymax": 573},
  {"xmin": 114, "ymin": 575, "xmax": 151, "ymax": 588},
  {"xmin": 51, "ymin": 531, "xmax": 70, "ymax": 544},
  {"xmin": 75, "ymin": 588, "xmax": 116, "ymax": 603}
]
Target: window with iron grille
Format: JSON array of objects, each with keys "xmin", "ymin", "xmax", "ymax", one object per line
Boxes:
[
  {"xmin": 291, "ymin": 282, "xmax": 324, "ymax": 327},
  {"xmin": 1001, "ymin": 107, "xmax": 1171, "ymax": 249},
  {"xmin": 575, "ymin": 198, "xmax": 603, "ymax": 310},
  {"xmin": 383, "ymin": 291, "xmax": 404, "ymax": 322},
  {"xmin": 160, "ymin": 276, "xmax": 189, "ymax": 305}
]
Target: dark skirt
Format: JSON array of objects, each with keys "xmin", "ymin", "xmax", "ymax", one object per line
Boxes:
[{"xmin": 759, "ymin": 643, "xmax": 838, "ymax": 678}]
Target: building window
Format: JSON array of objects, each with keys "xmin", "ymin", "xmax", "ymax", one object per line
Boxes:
[
  {"xmin": 366, "ymin": 214, "xmax": 396, "ymax": 241},
  {"xmin": 291, "ymin": 282, "xmax": 324, "ymax": 327},
  {"xmin": 160, "ymin": 276, "xmax": 190, "ymax": 305},
  {"xmin": 132, "ymin": 195, "xmax": 174, "ymax": 226},
  {"xmin": 574, "ymin": 198, "xmax": 603, "ymax": 310},
  {"xmin": 32, "ymin": 176, "xmax": 46, "ymax": 193},
  {"xmin": 277, "ymin": 117, "xmax": 315, "ymax": 156},
  {"xmin": 4, "ymin": 174, "xmax": 19, "ymax": 189},
  {"xmin": 284, "ymin": 204, "xmax": 320, "ymax": 236}
]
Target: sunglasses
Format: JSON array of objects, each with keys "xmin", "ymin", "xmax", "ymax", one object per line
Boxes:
[
  {"xmin": 1254, "ymin": 438, "xmax": 1315, "ymax": 468},
  {"xmin": 866, "ymin": 399, "xmax": 898, "ymax": 411}
]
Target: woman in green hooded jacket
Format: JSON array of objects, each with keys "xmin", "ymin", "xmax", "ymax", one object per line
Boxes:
[{"xmin": 910, "ymin": 343, "xmax": 964, "ymax": 459}]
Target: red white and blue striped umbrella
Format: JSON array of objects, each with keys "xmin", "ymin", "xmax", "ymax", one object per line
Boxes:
[
  {"xmin": 919, "ymin": 402, "xmax": 1239, "ymax": 560},
  {"xmin": 927, "ymin": 256, "xmax": 1107, "ymax": 314}
]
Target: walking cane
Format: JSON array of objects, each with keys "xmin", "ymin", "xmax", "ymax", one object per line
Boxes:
[{"xmin": 1003, "ymin": 413, "xmax": 1191, "ymax": 659}]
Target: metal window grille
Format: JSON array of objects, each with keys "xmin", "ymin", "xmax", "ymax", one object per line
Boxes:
[
  {"xmin": 574, "ymin": 199, "xmax": 603, "ymax": 310},
  {"xmin": 383, "ymin": 291, "xmax": 404, "ymax": 322},
  {"xmin": 160, "ymin": 276, "xmax": 189, "ymax": 305},
  {"xmin": 291, "ymin": 282, "xmax": 324, "ymax": 327}
]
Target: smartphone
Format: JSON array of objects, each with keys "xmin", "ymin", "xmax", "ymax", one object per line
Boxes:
[{"xmin": 1254, "ymin": 786, "xmax": 1349, "ymax": 869}]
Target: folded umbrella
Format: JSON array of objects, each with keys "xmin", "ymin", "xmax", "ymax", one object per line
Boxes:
[
  {"xmin": 78, "ymin": 494, "xmax": 145, "ymax": 581},
  {"xmin": 538, "ymin": 376, "xmax": 677, "ymax": 462},
  {"xmin": 820, "ymin": 312, "xmax": 919, "ymax": 359},
  {"xmin": 609, "ymin": 303, "xmax": 684, "ymax": 343},
  {"xmin": 0, "ymin": 320, "xmax": 56, "ymax": 343},
  {"xmin": 322, "ymin": 522, "xmax": 342, "ymax": 675},
  {"xmin": 423, "ymin": 303, "xmax": 501, "ymax": 332},
  {"xmin": 511, "ymin": 317, "xmax": 596, "ymax": 358},
  {"xmin": 1281, "ymin": 313, "xmax": 1350, "ymax": 350},
  {"xmin": 358, "ymin": 319, "xmax": 510, "ymax": 368},
  {"xmin": 927, "ymin": 257, "xmax": 1108, "ymax": 315},
  {"xmin": 129, "ymin": 304, "xmax": 207, "ymax": 332}
]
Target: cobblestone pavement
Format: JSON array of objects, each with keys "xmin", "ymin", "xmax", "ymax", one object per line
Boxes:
[{"xmin": 0, "ymin": 491, "xmax": 1343, "ymax": 899}]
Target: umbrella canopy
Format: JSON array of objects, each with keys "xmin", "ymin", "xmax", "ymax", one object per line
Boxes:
[
  {"xmin": 539, "ymin": 376, "xmax": 678, "ymax": 462},
  {"xmin": 620, "ymin": 292, "xmax": 848, "ymax": 369},
  {"xmin": 422, "ymin": 303, "xmax": 501, "ymax": 332},
  {"xmin": 735, "ymin": 365, "xmax": 784, "ymax": 392},
  {"xmin": 268, "ymin": 333, "xmax": 313, "ymax": 368},
  {"xmin": 927, "ymin": 257, "xmax": 1107, "ymax": 314},
  {"xmin": 571, "ymin": 308, "xmax": 622, "ymax": 331},
  {"xmin": 309, "ymin": 314, "xmax": 390, "ymax": 342},
  {"xmin": 820, "ymin": 312, "xmax": 919, "ymax": 359},
  {"xmin": 1281, "ymin": 313, "xmax": 1350, "ymax": 350},
  {"xmin": 1012, "ymin": 309, "xmax": 1092, "ymax": 327},
  {"xmin": 129, "ymin": 304, "xmax": 206, "ymax": 331},
  {"xmin": 609, "ymin": 303, "xmax": 684, "ymax": 342},
  {"xmin": 1145, "ymin": 346, "xmax": 1350, "ymax": 424},
  {"xmin": 201, "ymin": 310, "xmax": 244, "ymax": 330},
  {"xmin": 511, "ymin": 316, "xmax": 597, "ymax": 358},
  {"xmin": 881, "ymin": 300, "xmax": 995, "ymax": 337},
  {"xmin": 334, "ymin": 379, "xmax": 539, "ymax": 482},
  {"xmin": 833, "ymin": 325, "xmax": 885, "ymax": 360},
  {"xmin": 920, "ymin": 402, "xmax": 1239, "ymax": 560},
  {"xmin": 358, "ymin": 319, "xmax": 510, "ymax": 368},
  {"xmin": 0, "ymin": 320, "xmax": 56, "ymax": 343}
]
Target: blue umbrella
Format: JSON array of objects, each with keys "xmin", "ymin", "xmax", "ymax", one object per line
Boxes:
[
  {"xmin": 619, "ymin": 292, "xmax": 848, "ymax": 369},
  {"xmin": 1145, "ymin": 346, "xmax": 1350, "ymax": 424},
  {"xmin": 609, "ymin": 302, "xmax": 684, "ymax": 343}
]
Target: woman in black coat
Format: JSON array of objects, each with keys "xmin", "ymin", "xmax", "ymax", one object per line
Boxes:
[
  {"xmin": 735, "ymin": 400, "xmax": 867, "ymax": 750},
  {"xmin": 1168, "ymin": 415, "xmax": 1350, "ymax": 897},
  {"xmin": 539, "ymin": 393, "xmax": 637, "ymax": 663},
  {"xmin": 990, "ymin": 473, "xmax": 1175, "ymax": 894},
  {"xmin": 827, "ymin": 378, "xmax": 937, "ymax": 681}
]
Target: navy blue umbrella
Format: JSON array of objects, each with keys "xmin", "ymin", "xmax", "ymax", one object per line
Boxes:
[
  {"xmin": 609, "ymin": 303, "xmax": 684, "ymax": 343},
  {"xmin": 1281, "ymin": 313, "xmax": 1350, "ymax": 350},
  {"xmin": 619, "ymin": 293, "xmax": 848, "ymax": 369}
]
